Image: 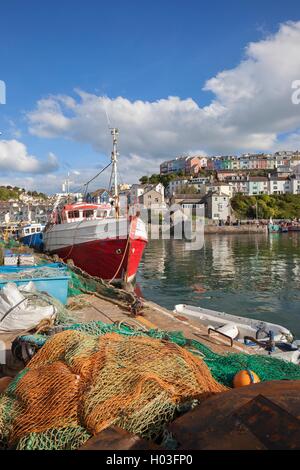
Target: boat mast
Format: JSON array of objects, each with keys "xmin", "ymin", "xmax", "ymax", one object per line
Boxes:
[{"xmin": 111, "ymin": 128, "xmax": 119, "ymax": 217}]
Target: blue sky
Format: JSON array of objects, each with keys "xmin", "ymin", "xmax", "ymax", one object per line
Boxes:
[{"xmin": 1, "ymin": 0, "xmax": 300, "ymax": 192}]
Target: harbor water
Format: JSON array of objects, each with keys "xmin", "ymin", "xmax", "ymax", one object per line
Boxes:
[{"xmin": 137, "ymin": 232, "xmax": 300, "ymax": 337}]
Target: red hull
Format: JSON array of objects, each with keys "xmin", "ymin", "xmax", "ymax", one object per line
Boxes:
[{"xmin": 51, "ymin": 237, "xmax": 147, "ymax": 282}]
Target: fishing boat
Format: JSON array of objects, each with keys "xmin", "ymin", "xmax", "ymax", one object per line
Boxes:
[
  {"xmin": 17, "ymin": 223, "xmax": 45, "ymax": 251},
  {"xmin": 174, "ymin": 304, "xmax": 300, "ymax": 364},
  {"xmin": 43, "ymin": 129, "xmax": 148, "ymax": 283}
]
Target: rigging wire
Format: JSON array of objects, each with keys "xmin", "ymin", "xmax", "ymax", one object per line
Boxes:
[
  {"xmin": 83, "ymin": 161, "xmax": 112, "ymax": 187},
  {"xmin": 83, "ymin": 161, "xmax": 112, "ymax": 200}
]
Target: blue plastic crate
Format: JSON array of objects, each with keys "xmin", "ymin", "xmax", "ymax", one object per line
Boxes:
[{"xmin": 0, "ymin": 264, "xmax": 70, "ymax": 304}]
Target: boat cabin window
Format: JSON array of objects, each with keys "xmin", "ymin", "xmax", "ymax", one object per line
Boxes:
[
  {"xmin": 68, "ymin": 210, "xmax": 80, "ymax": 219},
  {"xmin": 83, "ymin": 210, "xmax": 95, "ymax": 218},
  {"xmin": 96, "ymin": 210, "xmax": 108, "ymax": 218},
  {"xmin": 25, "ymin": 229, "xmax": 30, "ymax": 235},
  {"xmin": 36, "ymin": 227, "xmax": 41, "ymax": 232},
  {"xmin": 31, "ymin": 228, "xmax": 36, "ymax": 233}
]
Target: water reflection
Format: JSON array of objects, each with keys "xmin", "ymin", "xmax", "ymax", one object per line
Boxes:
[{"xmin": 137, "ymin": 233, "xmax": 300, "ymax": 336}]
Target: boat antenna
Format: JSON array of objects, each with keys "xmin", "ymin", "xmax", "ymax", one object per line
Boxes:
[
  {"xmin": 111, "ymin": 128, "xmax": 119, "ymax": 217},
  {"xmin": 62, "ymin": 172, "xmax": 70, "ymax": 195},
  {"xmin": 104, "ymin": 104, "xmax": 112, "ymax": 129}
]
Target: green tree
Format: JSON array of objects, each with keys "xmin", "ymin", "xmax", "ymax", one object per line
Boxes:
[
  {"xmin": 148, "ymin": 174, "xmax": 161, "ymax": 184},
  {"xmin": 231, "ymin": 194, "xmax": 300, "ymax": 219},
  {"xmin": 139, "ymin": 176, "xmax": 149, "ymax": 184}
]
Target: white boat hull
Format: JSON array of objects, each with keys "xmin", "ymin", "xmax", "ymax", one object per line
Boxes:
[
  {"xmin": 174, "ymin": 304, "xmax": 294, "ymax": 343},
  {"xmin": 43, "ymin": 216, "xmax": 148, "ymax": 281}
]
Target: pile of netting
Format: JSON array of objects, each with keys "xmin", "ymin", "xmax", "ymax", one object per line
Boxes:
[
  {"xmin": 0, "ymin": 328, "xmax": 226, "ymax": 450},
  {"xmin": 13, "ymin": 320, "xmax": 300, "ymax": 386},
  {"xmin": 66, "ymin": 269, "xmax": 95, "ymax": 297}
]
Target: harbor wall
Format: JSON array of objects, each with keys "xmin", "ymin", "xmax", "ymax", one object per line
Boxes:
[
  {"xmin": 149, "ymin": 223, "xmax": 268, "ymax": 235},
  {"xmin": 204, "ymin": 225, "xmax": 267, "ymax": 234}
]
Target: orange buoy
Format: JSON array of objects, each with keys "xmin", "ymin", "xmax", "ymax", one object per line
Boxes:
[{"xmin": 233, "ymin": 369, "xmax": 260, "ymax": 388}]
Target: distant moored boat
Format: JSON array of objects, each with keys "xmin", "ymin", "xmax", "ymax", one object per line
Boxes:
[{"xmin": 17, "ymin": 223, "xmax": 45, "ymax": 251}]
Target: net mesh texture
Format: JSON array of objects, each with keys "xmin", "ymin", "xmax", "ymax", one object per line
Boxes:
[{"xmin": 0, "ymin": 328, "xmax": 226, "ymax": 450}]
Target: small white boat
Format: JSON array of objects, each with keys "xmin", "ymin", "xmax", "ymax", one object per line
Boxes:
[{"xmin": 174, "ymin": 304, "xmax": 300, "ymax": 364}]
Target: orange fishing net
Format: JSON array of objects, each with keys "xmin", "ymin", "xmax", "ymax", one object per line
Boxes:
[{"xmin": 1, "ymin": 330, "xmax": 226, "ymax": 450}]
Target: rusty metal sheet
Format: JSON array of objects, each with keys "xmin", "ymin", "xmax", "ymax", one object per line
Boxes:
[
  {"xmin": 235, "ymin": 394, "xmax": 300, "ymax": 450},
  {"xmin": 168, "ymin": 380, "xmax": 300, "ymax": 450},
  {"xmin": 79, "ymin": 426, "xmax": 160, "ymax": 451}
]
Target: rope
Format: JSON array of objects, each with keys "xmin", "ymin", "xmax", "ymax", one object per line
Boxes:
[
  {"xmin": 108, "ymin": 234, "xmax": 131, "ymax": 284},
  {"xmin": 108, "ymin": 216, "xmax": 138, "ymax": 284}
]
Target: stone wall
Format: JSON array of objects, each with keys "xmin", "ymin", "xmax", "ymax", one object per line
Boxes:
[{"xmin": 204, "ymin": 224, "xmax": 267, "ymax": 234}]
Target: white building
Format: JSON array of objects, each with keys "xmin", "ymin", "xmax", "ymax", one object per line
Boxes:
[
  {"xmin": 130, "ymin": 183, "xmax": 164, "ymax": 205},
  {"xmin": 167, "ymin": 179, "xmax": 188, "ymax": 197},
  {"xmin": 167, "ymin": 177, "xmax": 210, "ymax": 197},
  {"xmin": 205, "ymin": 193, "xmax": 231, "ymax": 221},
  {"xmin": 268, "ymin": 177, "xmax": 291, "ymax": 195},
  {"xmin": 290, "ymin": 175, "xmax": 300, "ymax": 194},
  {"xmin": 207, "ymin": 183, "xmax": 234, "ymax": 198},
  {"xmin": 139, "ymin": 188, "xmax": 165, "ymax": 209}
]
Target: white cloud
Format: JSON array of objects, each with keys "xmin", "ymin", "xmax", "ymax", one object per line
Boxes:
[
  {"xmin": 7, "ymin": 120, "xmax": 22, "ymax": 139},
  {"xmin": 0, "ymin": 173, "xmax": 59, "ymax": 194},
  {"xmin": 0, "ymin": 139, "xmax": 59, "ymax": 174},
  {"xmin": 27, "ymin": 21, "xmax": 300, "ymax": 178}
]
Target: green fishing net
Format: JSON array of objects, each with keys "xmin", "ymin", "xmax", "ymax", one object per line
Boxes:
[{"xmin": 14, "ymin": 321, "xmax": 300, "ymax": 387}]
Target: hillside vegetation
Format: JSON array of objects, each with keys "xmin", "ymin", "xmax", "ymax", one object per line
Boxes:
[
  {"xmin": 0, "ymin": 186, "xmax": 47, "ymax": 201},
  {"xmin": 231, "ymin": 194, "xmax": 300, "ymax": 219},
  {"xmin": 0, "ymin": 186, "xmax": 23, "ymax": 201}
]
